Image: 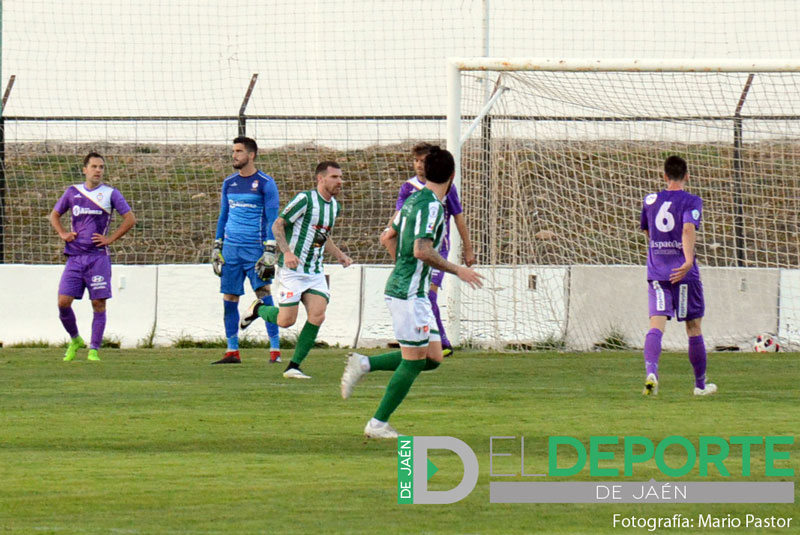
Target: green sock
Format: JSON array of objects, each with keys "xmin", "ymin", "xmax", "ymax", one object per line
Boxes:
[
  {"xmin": 424, "ymin": 358, "xmax": 440, "ymax": 371},
  {"xmin": 368, "ymin": 352, "xmax": 440, "ymax": 372},
  {"xmin": 368, "ymin": 351, "xmax": 402, "ymax": 371},
  {"xmin": 374, "ymin": 359, "xmax": 425, "ymax": 422},
  {"xmin": 257, "ymin": 305, "xmax": 279, "ymax": 323},
  {"xmin": 291, "ymin": 321, "xmax": 320, "ymax": 365}
]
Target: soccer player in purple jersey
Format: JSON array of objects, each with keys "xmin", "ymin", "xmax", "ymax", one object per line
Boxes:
[
  {"xmin": 381, "ymin": 142, "xmax": 476, "ymax": 357},
  {"xmin": 48, "ymin": 152, "xmax": 136, "ymax": 362},
  {"xmin": 639, "ymin": 155, "xmax": 716, "ymax": 397}
]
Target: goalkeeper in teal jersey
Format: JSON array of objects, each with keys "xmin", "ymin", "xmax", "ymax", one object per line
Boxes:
[
  {"xmin": 211, "ymin": 137, "xmax": 281, "ymax": 364},
  {"xmin": 340, "ymin": 146, "xmax": 483, "ymax": 439}
]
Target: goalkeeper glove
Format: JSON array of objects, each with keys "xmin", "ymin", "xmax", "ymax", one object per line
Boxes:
[
  {"xmin": 255, "ymin": 240, "xmax": 277, "ymax": 281},
  {"xmin": 211, "ymin": 238, "xmax": 224, "ymax": 277}
]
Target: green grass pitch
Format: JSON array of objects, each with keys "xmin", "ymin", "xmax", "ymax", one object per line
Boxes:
[{"xmin": 1, "ymin": 348, "xmax": 797, "ymax": 534}]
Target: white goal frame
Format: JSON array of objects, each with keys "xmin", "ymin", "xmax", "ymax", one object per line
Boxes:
[{"xmin": 445, "ymin": 57, "xmax": 800, "ymax": 348}]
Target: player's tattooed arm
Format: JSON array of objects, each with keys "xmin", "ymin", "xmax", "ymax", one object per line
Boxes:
[
  {"xmin": 272, "ymin": 217, "xmax": 299, "ymax": 269},
  {"xmin": 414, "ymin": 238, "xmax": 483, "ymax": 289}
]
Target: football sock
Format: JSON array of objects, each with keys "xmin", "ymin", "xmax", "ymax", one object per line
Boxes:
[
  {"xmin": 424, "ymin": 358, "xmax": 440, "ymax": 371},
  {"xmin": 90, "ymin": 311, "xmax": 106, "ymax": 350},
  {"xmin": 58, "ymin": 306, "xmax": 79, "ymax": 338},
  {"xmin": 429, "ymin": 290, "xmax": 451, "ymax": 349},
  {"xmin": 367, "ymin": 352, "xmax": 441, "ymax": 372},
  {"xmin": 374, "ymin": 358, "xmax": 426, "ymax": 422},
  {"xmin": 261, "ymin": 295, "xmax": 280, "ymax": 349},
  {"xmin": 688, "ymin": 335, "xmax": 707, "ymax": 389},
  {"xmin": 643, "ymin": 328, "xmax": 663, "ymax": 377},
  {"xmin": 223, "ymin": 300, "xmax": 239, "ymax": 350},
  {"xmin": 368, "ymin": 351, "xmax": 402, "ymax": 371},
  {"xmin": 290, "ymin": 321, "xmax": 320, "ymax": 365},
  {"xmin": 257, "ymin": 304, "xmax": 280, "ymax": 324},
  {"xmin": 367, "ymin": 351, "xmax": 441, "ymax": 372},
  {"xmin": 269, "ymin": 333, "xmax": 281, "ymax": 351}
]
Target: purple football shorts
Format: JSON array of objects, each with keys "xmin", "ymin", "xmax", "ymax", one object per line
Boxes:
[
  {"xmin": 648, "ymin": 279, "xmax": 704, "ymax": 321},
  {"xmin": 58, "ymin": 254, "xmax": 113, "ymax": 300}
]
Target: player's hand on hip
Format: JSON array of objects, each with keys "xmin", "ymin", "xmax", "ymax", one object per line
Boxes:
[
  {"xmin": 284, "ymin": 251, "xmax": 300, "ymax": 269},
  {"xmin": 91, "ymin": 233, "xmax": 111, "ymax": 247},
  {"xmin": 669, "ymin": 263, "xmax": 691, "ymax": 284},
  {"xmin": 457, "ymin": 266, "xmax": 484, "ymax": 289},
  {"xmin": 211, "ymin": 239, "xmax": 225, "ymax": 277},
  {"xmin": 60, "ymin": 231, "xmax": 77, "ymax": 243}
]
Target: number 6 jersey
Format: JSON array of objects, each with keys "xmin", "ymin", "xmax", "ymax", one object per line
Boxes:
[{"xmin": 640, "ymin": 190, "xmax": 702, "ymax": 282}]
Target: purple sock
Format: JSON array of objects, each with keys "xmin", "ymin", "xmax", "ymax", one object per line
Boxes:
[
  {"xmin": 90, "ymin": 311, "xmax": 106, "ymax": 350},
  {"xmin": 429, "ymin": 290, "xmax": 450, "ymax": 349},
  {"xmin": 643, "ymin": 328, "xmax": 663, "ymax": 377},
  {"xmin": 58, "ymin": 306, "xmax": 79, "ymax": 339},
  {"xmin": 688, "ymin": 335, "xmax": 707, "ymax": 389}
]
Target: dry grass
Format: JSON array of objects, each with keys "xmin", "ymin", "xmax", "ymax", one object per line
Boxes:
[{"xmin": 4, "ymin": 140, "xmax": 799, "ymax": 267}]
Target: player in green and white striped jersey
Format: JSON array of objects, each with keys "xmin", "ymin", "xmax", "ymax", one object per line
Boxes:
[
  {"xmin": 383, "ymin": 186, "xmax": 446, "ymax": 300},
  {"xmin": 240, "ymin": 161, "xmax": 352, "ymax": 380},
  {"xmin": 278, "ymin": 183, "xmax": 340, "ymax": 275},
  {"xmin": 340, "ymin": 146, "xmax": 483, "ymax": 439}
]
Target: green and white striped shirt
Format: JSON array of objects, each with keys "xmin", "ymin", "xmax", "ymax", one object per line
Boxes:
[
  {"xmin": 385, "ymin": 187, "xmax": 445, "ymax": 299},
  {"xmin": 278, "ymin": 189, "xmax": 340, "ymax": 274}
]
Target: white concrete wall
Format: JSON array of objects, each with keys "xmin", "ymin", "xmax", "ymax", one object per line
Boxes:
[
  {"xmin": 0, "ymin": 264, "xmax": 795, "ymax": 350},
  {"xmin": 0, "ymin": 265, "xmax": 158, "ymax": 348},
  {"xmin": 779, "ymin": 269, "xmax": 800, "ymax": 343},
  {"xmin": 566, "ymin": 265, "xmax": 647, "ymax": 351},
  {"xmin": 565, "ymin": 266, "xmax": 783, "ymax": 351},
  {"xmin": 459, "ymin": 266, "xmax": 568, "ymax": 349},
  {"xmin": 0, "ymin": 264, "xmax": 390, "ymax": 349},
  {"xmin": 702, "ymin": 267, "xmax": 781, "ymax": 348},
  {"xmin": 152, "ymin": 264, "xmax": 369, "ymax": 348}
]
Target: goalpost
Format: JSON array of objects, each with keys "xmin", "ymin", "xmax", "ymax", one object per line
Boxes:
[{"xmin": 447, "ymin": 58, "xmax": 800, "ymax": 351}]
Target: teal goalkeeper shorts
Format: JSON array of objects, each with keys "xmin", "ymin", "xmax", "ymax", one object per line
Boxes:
[{"xmin": 220, "ymin": 243, "xmax": 270, "ymax": 296}]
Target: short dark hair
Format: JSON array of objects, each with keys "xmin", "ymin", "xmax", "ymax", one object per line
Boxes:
[
  {"xmin": 315, "ymin": 160, "xmax": 341, "ymax": 176},
  {"xmin": 233, "ymin": 136, "xmax": 258, "ymax": 155},
  {"xmin": 83, "ymin": 152, "xmax": 104, "ymax": 167},
  {"xmin": 424, "ymin": 146, "xmax": 455, "ymax": 184},
  {"xmin": 664, "ymin": 155, "xmax": 688, "ymax": 181},
  {"xmin": 411, "ymin": 142, "xmax": 434, "ymax": 157}
]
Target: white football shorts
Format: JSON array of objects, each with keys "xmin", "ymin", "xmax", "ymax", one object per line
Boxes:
[
  {"xmin": 384, "ymin": 295, "xmax": 440, "ymax": 347},
  {"xmin": 277, "ymin": 268, "xmax": 330, "ymax": 306}
]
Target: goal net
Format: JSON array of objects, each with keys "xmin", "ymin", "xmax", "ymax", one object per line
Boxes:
[{"xmin": 450, "ymin": 59, "xmax": 800, "ymax": 351}]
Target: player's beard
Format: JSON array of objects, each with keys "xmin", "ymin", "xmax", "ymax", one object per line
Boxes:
[{"xmin": 232, "ymin": 160, "xmax": 245, "ymax": 170}]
